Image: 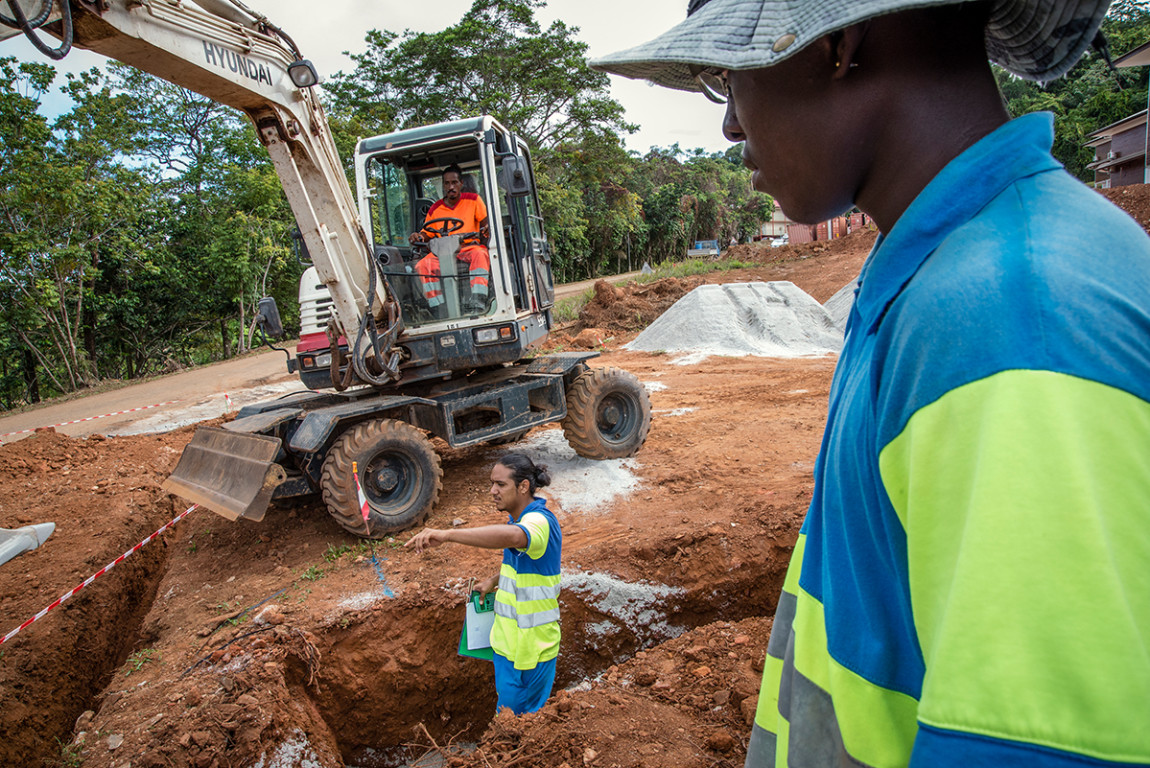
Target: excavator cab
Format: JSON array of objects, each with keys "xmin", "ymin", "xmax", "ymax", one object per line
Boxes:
[
  {"xmin": 374, "ymin": 162, "xmax": 495, "ymax": 324},
  {"xmin": 293, "ymin": 117, "xmax": 558, "ymax": 391}
]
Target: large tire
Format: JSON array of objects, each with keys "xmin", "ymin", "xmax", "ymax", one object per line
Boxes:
[
  {"xmin": 561, "ymin": 367, "xmax": 652, "ymax": 459},
  {"xmin": 320, "ymin": 419, "xmax": 442, "ymax": 538}
]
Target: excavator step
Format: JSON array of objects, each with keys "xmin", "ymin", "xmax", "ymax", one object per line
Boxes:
[{"xmin": 162, "ymin": 427, "xmax": 286, "ymax": 523}]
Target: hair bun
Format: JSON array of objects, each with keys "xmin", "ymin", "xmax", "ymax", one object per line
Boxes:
[{"xmin": 534, "ymin": 464, "xmax": 552, "ymax": 489}]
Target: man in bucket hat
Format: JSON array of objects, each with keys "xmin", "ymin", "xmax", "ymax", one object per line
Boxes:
[{"xmin": 597, "ymin": 2, "xmax": 1150, "ymax": 767}]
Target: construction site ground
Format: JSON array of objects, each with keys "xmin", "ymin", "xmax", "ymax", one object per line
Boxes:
[{"xmin": 2, "ymin": 185, "xmax": 1147, "ymax": 768}]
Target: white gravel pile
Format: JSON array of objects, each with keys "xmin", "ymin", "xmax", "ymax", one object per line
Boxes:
[
  {"xmin": 823, "ymin": 279, "xmax": 858, "ymax": 333},
  {"xmin": 510, "ymin": 429, "xmax": 642, "ymax": 514},
  {"xmin": 562, "ymin": 569, "xmax": 686, "ymax": 645},
  {"xmin": 252, "ymin": 730, "xmax": 323, "ymax": 768},
  {"xmin": 625, "ymin": 281, "xmax": 844, "ymax": 364}
]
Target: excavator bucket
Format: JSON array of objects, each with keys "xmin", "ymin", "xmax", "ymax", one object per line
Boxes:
[{"xmin": 162, "ymin": 427, "xmax": 287, "ymax": 523}]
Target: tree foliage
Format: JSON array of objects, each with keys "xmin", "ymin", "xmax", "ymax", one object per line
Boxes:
[
  {"xmin": 0, "ymin": 60, "xmax": 160, "ymax": 397},
  {"xmin": 999, "ymin": 1, "xmax": 1150, "ymax": 181},
  {"xmin": 325, "ymin": 0, "xmax": 635, "ymax": 149},
  {"xmin": 0, "ymin": 55, "xmax": 304, "ymax": 407}
]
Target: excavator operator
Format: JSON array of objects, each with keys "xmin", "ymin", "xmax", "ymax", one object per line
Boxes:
[{"xmin": 408, "ymin": 164, "xmax": 492, "ymax": 315}]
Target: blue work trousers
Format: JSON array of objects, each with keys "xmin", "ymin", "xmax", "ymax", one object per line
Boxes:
[{"xmin": 492, "ymin": 653, "xmax": 556, "ymax": 715}]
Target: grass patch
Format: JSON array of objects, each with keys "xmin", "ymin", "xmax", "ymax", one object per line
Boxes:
[
  {"xmin": 49, "ymin": 737, "xmax": 84, "ymax": 768},
  {"xmin": 552, "ymin": 288, "xmax": 595, "ymax": 324},
  {"xmin": 124, "ymin": 647, "xmax": 160, "ymax": 676},
  {"xmin": 634, "ymin": 257, "xmax": 754, "ymax": 284},
  {"xmin": 323, "ymin": 543, "xmax": 353, "ymax": 563}
]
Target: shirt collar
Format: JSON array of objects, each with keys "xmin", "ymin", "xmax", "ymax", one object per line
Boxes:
[
  {"xmin": 507, "ymin": 496, "xmax": 546, "ymax": 523},
  {"xmin": 854, "ymin": 112, "xmax": 1061, "ymax": 333}
]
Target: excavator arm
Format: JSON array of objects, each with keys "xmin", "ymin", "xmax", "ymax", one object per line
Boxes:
[
  {"xmin": 4, "ymin": 0, "xmax": 406, "ymax": 522},
  {"xmin": 2, "ymin": 0, "xmax": 401, "ymax": 384}
]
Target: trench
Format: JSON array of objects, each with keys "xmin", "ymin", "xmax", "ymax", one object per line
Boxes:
[
  {"xmin": 0, "ymin": 512, "xmax": 172, "ymax": 768},
  {"xmin": 3, "ymin": 500, "xmax": 795, "ymax": 768},
  {"xmin": 301, "ymin": 531, "xmax": 792, "ymax": 767}
]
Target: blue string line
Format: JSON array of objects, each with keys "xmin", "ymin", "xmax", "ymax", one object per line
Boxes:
[{"xmin": 368, "ymin": 550, "xmax": 395, "ymax": 598}]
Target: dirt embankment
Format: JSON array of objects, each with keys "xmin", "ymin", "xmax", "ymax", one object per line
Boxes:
[{"xmin": 2, "ymin": 185, "xmax": 1146, "ymax": 768}]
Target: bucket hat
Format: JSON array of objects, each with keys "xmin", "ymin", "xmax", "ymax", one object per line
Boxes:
[{"xmin": 592, "ymin": 0, "xmax": 1112, "ymax": 91}]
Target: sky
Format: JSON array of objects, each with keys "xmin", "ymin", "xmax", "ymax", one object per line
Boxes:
[{"xmin": 1, "ymin": 0, "xmax": 733, "ymax": 156}]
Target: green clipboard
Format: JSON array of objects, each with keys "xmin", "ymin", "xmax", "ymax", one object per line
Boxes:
[{"xmin": 458, "ymin": 590, "xmax": 495, "ymax": 661}]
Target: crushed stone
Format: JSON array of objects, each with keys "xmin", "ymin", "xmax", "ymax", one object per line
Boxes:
[
  {"xmin": 653, "ymin": 407, "xmax": 697, "ymax": 417},
  {"xmin": 625, "ymin": 282, "xmax": 844, "ymax": 364},
  {"xmin": 562, "ymin": 569, "xmax": 686, "ymax": 645},
  {"xmin": 253, "ymin": 729, "xmax": 323, "ymax": 768},
  {"xmin": 823, "ymin": 279, "xmax": 857, "ymax": 332},
  {"xmin": 335, "ymin": 591, "xmax": 386, "ymax": 612},
  {"xmin": 514, "ymin": 430, "xmax": 641, "ymax": 514}
]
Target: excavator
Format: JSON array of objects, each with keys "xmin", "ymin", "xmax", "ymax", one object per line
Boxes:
[{"xmin": 3, "ymin": 0, "xmax": 652, "ymax": 537}]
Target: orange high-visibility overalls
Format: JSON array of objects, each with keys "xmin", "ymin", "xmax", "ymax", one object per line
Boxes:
[{"xmin": 416, "ymin": 193, "xmax": 491, "ymax": 309}]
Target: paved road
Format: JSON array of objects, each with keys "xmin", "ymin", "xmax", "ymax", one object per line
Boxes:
[
  {"xmin": 553, "ymin": 270, "xmax": 641, "ymax": 301},
  {"xmin": 0, "ymin": 345, "xmax": 299, "ymax": 445},
  {"xmin": 0, "ymin": 271, "xmax": 645, "ymax": 444}
]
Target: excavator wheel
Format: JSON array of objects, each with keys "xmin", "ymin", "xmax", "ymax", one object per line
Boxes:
[
  {"xmin": 320, "ymin": 419, "xmax": 442, "ymax": 539},
  {"xmin": 561, "ymin": 367, "xmax": 652, "ymax": 460}
]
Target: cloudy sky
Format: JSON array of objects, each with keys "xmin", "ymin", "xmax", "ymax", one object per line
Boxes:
[{"xmin": 3, "ymin": 0, "xmax": 732, "ymax": 155}]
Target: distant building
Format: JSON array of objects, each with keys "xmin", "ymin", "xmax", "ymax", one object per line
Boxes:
[
  {"xmin": 1085, "ymin": 39, "xmax": 1150, "ymax": 187},
  {"xmin": 758, "ymin": 201, "xmax": 870, "ymax": 243},
  {"xmin": 1086, "ymin": 109, "xmax": 1147, "ymax": 188},
  {"xmin": 758, "ymin": 201, "xmax": 793, "ymax": 240},
  {"xmin": 758, "ymin": 202, "xmax": 816, "ymax": 243}
]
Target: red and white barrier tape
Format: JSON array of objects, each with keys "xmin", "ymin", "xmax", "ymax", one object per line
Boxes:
[
  {"xmin": 0, "ymin": 399, "xmax": 181, "ymax": 439},
  {"xmin": 1, "ymin": 503, "xmax": 199, "ymax": 645}
]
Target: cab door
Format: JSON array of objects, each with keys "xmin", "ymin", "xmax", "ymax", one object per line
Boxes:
[{"xmin": 513, "ymin": 143, "xmax": 555, "ymax": 310}]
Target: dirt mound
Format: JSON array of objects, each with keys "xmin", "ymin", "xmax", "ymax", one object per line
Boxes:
[
  {"xmin": 0, "ymin": 427, "xmax": 195, "ymax": 766},
  {"xmin": 1100, "ymin": 183, "xmax": 1150, "ymax": 232},
  {"xmin": 576, "ymin": 277, "xmax": 703, "ymax": 336},
  {"xmin": 456, "ymin": 615, "xmax": 773, "ymax": 768},
  {"xmin": 725, "ymin": 228, "xmax": 876, "ymax": 266}
]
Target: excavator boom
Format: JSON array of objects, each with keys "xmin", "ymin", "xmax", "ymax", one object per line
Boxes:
[{"xmin": 3, "ymin": 0, "xmax": 400, "ymax": 519}]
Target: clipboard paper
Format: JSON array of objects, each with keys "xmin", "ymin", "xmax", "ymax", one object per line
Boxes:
[{"xmin": 458, "ymin": 590, "xmax": 495, "ymax": 661}]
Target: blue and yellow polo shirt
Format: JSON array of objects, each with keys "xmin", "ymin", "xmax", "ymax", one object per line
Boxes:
[{"xmin": 748, "ymin": 113, "xmax": 1150, "ymax": 767}]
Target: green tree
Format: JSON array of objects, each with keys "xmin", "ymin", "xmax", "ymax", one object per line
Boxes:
[
  {"xmin": 326, "ymin": 0, "xmax": 635, "ymax": 149},
  {"xmin": 620, "ymin": 144, "xmax": 771, "ymax": 265},
  {"xmin": 0, "ymin": 59, "xmax": 161, "ymax": 397},
  {"xmin": 107, "ymin": 64, "xmax": 303, "ymax": 362},
  {"xmin": 997, "ymin": 2, "xmax": 1150, "ymax": 181}
]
